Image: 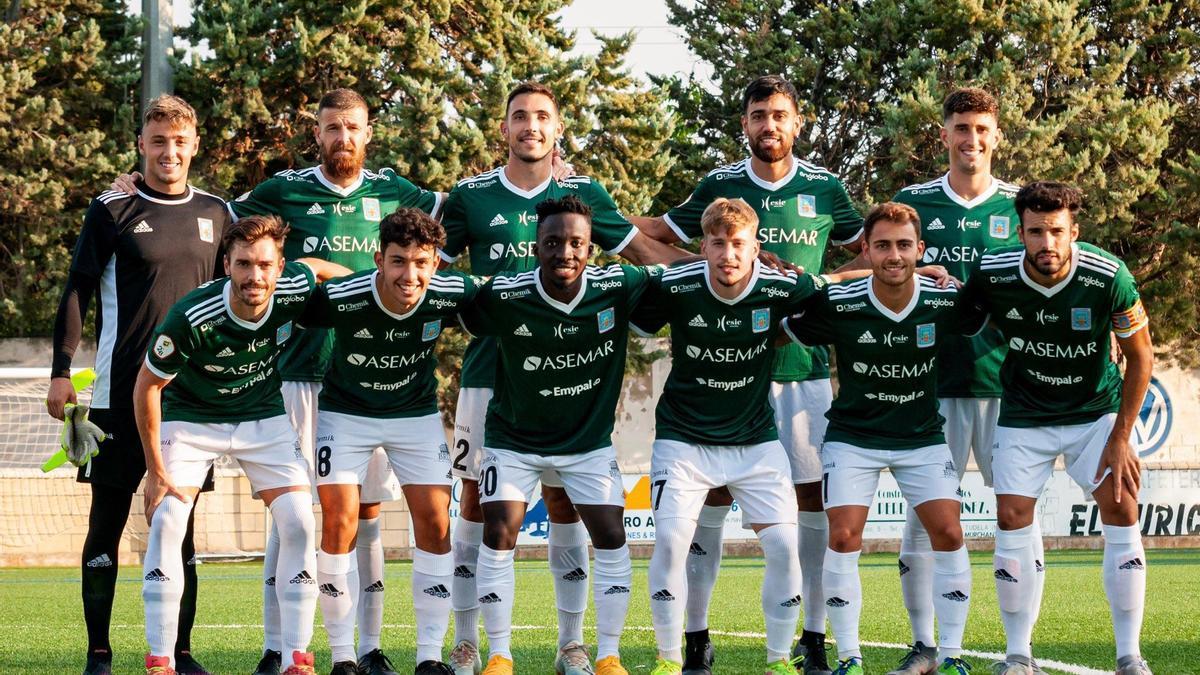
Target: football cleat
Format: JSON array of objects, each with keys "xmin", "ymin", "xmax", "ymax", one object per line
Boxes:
[
  {"xmin": 936, "ymin": 658, "xmax": 971, "ymax": 675},
  {"xmin": 988, "ymin": 655, "xmax": 1034, "ymax": 675},
  {"xmin": 650, "ymin": 659, "xmax": 683, "ymax": 675},
  {"xmin": 1115, "ymin": 655, "xmax": 1153, "ymax": 675},
  {"xmin": 554, "ymin": 641, "xmax": 594, "ymax": 674},
  {"xmin": 682, "ymin": 630, "xmax": 715, "ymax": 674},
  {"xmin": 83, "ymin": 649, "xmax": 113, "ymax": 675},
  {"xmin": 282, "ymin": 651, "xmax": 316, "ymax": 675},
  {"xmin": 886, "ymin": 642, "xmax": 938, "ymax": 675},
  {"xmin": 253, "ymin": 650, "xmax": 283, "ymax": 675},
  {"xmin": 448, "ymin": 641, "xmax": 482, "ymax": 675},
  {"xmin": 791, "ymin": 631, "xmax": 832, "ymax": 675},
  {"xmin": 415, "ymin": 661, "xmax": 456, "ymax": 674},
  {"xmin": 329, "ymin": 660, "xmax": 360, "ymax": 675},
  {"xmin": 594, "ymin": 655, "xmax": 629, "ymax": 675},
  {"xmin": 764, "ymin": 658, "xmax": 801, "ymax": 674},
  {"xmin": 173, "ymin": 651, "xmax": 212, "ymax": 675},
  {"xmin": 145, "ymin": 654, "xmax": 176, "ymax": 675},
  {"xmin": 357, "ymin": 649, "xmax": 399, "ymax": 675},
  {"xmin": 480, "ymin": 655, "xmax": 513, "ymax": 675},
  {"xmin": 832, "ymin": 657, "xmax": 864, "ymax": 675}
]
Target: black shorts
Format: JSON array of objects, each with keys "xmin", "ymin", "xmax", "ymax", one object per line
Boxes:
[{"xmin": 77, "ymin": 408, "xmax": 214, "ymax": 493}]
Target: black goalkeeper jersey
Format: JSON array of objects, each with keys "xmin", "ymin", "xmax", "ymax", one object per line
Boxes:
[{"xmin": 52, "ymin": 182, "xmax": 231, "ymax": 410}]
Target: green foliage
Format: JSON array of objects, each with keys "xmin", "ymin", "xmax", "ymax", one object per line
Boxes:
[
  {"xmin": 0, "ymin": 0, "xmax": 138, "ymax": 336},
  {"xmin": 662, "ymin": 0, "xmax": 1200, "ymax": 363}
]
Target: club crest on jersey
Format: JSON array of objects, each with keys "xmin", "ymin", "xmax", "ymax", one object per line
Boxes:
[
  {"xmin": 797, "ymin": 194, "xmax": 817, "ymax": 218},
  {"xmin": 1072, "ymin": 308, "xmax": 1092, "ymax": 331},
  {"xmin": 916, "ymin": 323, "xmax": 936, "ymax": 348},
  {"xmin": 597, "ymin": 307, "xmax": 616, "ymax": 334},
  {"xmin": 989, "ymin": 215, "xmax": 1011, "ymax": 239},
  {"xmin": 276, "ymin": 321, "xmax": 293, "ymax": 344},
  {"xmin": 752, "ymin": 308, "xmax": 770, "ymax": 333},
  {"xmin": 197, "ymin": 217, "xmax": 214, "ymax": 243},
  {"xmin": 422, "ymin": 320, "xmax": 442, "ymax": 341},
  {"xmin": 361, "ymin": 197, "xmax": 382, "ymax": 221},
  {"xmin": 153, "ymin": 335, "xmax": 174, "ymax": 358}
]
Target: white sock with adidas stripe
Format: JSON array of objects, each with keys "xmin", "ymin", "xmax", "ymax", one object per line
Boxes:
[
  {"xmin": 684, "ymin": 504, "xmax": 728, "ymax": 633},
  {"xmin": 476, "ymin": 544, "xmax": 516, "ymax": 659},
  {"xmin": 412, "ymin": 549, "xmax": 454, "ymax": 663},
  {"xmin": 269, "ymin": 491, "xmax": 318, "ymax": 665},
  {"xmin": 316, "ymin": 550, "xmax": 356, "ymax": 664},
  {"xmin": 143, "ymin": 496, "xmax": 193, "ymax": 663},
  {"xmin": 1103, "ymin": 524, "xmax": 1146, "ymax": 660},
  {"xmin": 995, "ymin": 525, "xmax": 1037, "ymax": 658},
  {"xmin": 593, "ymin": 545, "xmax": 633, "ymax": 659},
  {"xmin": 548, "ymin": 520, "xmax": 589, "ymax": 649},
  {"xmin": 932, "ymin": 545, "xmax": 971, "ymax": 660}
]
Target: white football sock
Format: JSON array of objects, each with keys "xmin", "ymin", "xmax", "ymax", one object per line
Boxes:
[
  {"xmin": 899, "ymin": 507, "xmax": 936, "ymax": 646},
  {"xmin": 684, "ymin": 504, "xmax": 728, "ymax": 633},
  {"xmin": 593, "ymin": 545, "xmax": 633, "ymax": 659},
  {"xmin": 994, "ymin": 525, "xmax": 1037, "ymax": 658},
  {"xmin": 143, "ymin": 496, "xmax": 193, "ymax": 663},
  {"xmin": 476, "ymin": 544, "xmax": 516, "ymax": 659},
  {"xmin": 932, "ymin": 546, "xmax": 971, "ymax": 660},
  {"xmin": 797, "ymin": 510, "xmax": 829, "ymax": 633},
  {"xmin": 270, "ymin": 492, "xmax": 318, "ymax": 663},
  {"xmin": 1103, "ymin": 524, "xmax": 1146, "ymax": 660},
  {"xmin": 412, "ymin": 549, "xmax": 453, "ymax": 664},
  {"xmin": 1030, "ymin": 518, "xmax": 1046, "ymax": 627},
  {"xmin": 262, "ymin": 521, "xmax": 282, "ymax": 654},
  {"xmin": 548, "ymin": 520, "xmax": 589, "ymax": 649},
  {"xmin": 759, "ymin": 524, "xmax": 802, "ymax": 662},
  {"xmin": 317, "ymin": 551, "xmax": 356, "ymax": 664},
  {"xmin": 823, "ymin": 548, "xmax": 863, "ymax": 660},
  {"xmin": 648, "ymin": 517, "xmax": 697, "ymax": 663},
  {"xmin": 356, "ymin": 516, "xmax": 384, "ymax": 658},
  {"xmin": 451, "ymin": 517, "xmax": 484, "ymax": 647}
]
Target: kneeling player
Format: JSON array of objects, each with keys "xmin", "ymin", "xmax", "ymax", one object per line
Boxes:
[
  {"xmin": 134, "ymin": 216, "xmax": 324, "ymax": 675},
  {"xmin": 459, "ymin": 196, "xmax": 649, "ymax": 675},
  {"xmin": 963, "ymin": 182, "xmax": 1153, "ymax": 675},
  {"xmin": 782, "ymin": 203, "xmax": 981, "ymax": 675},
  {"xmin": 303, "ymin": 208, "xmax": 477, "ymax": 675}
]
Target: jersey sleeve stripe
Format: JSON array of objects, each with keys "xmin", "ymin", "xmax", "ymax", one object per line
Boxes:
[
  {"xmin": 899, "ymin": 178, "xmax": 943, "ymax": 193},
  {"xmin": 705, "ymin": 159, "xmax": 746, "ymax": 178},
  {"xmin": 795, "ymin": 158, "xmax": 835, "ymax": 176},
  {"xmin": 455, "ymin": 168, "xmax": 502, "ymax": 187},
  {"xmin": 326, "ymin": 275, "xmax": 373, "ymax": 291},
  {"xmin": 183, "ymin": 296, "xmax": 225, "ymax": 320},
  {"xmin": 830, "ymin": 227, "xmax": 864, "ymax": 246},
  {"xmin": 187, "ymin": 307, "xmax": 225, "ymax": 327},
  {"xmin": 144, "ymin": 355, "xmax": 177, "ymax": 381},
  {"xmin": 603, "ymin": 227, "xmax": 638, "ymax": 257},
  {"xmin": 660, "ymin": 213, "xmax": 693, "ymax": 244},
  {"xmin": 1078, "ymin": 252, "xmax": 1119, "ymax": 272},
  {"xmin": 1077, "ymin": 260, "xmax": 1118, "ymax": 278}
]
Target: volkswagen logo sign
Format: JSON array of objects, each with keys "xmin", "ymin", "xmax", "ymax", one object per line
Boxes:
[{"xmin": 1133, "ymin": 377, "xmax": 1172, "ymax": 458}]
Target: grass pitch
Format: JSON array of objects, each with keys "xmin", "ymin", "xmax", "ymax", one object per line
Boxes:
[{"xmin": 0, "ymin": 549, "xmax": 1196, "ymax": 674}]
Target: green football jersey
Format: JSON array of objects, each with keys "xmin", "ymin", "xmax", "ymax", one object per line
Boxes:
[
  {"xmin": 894, "ymin": 174, "xmax": 1020, "ymax": 397},
  {"xmin": 230, "ymin": 166, "xmax": 442, "ymax": 382},
  {"xmin": 964, "ymin": 242, "xmax": 1148, "ymax": 428},
  {"xmin": 630, "ymin": 260, "xmax": 823, "ymax": 446},
  {"xmin": 302, "ymin": 269, "xmax": 478, "ymax": 418},
  {"xmin": 440, "ymin": 169, "xmax": 639, "ymax": 389},
  {"xmin": 664, "ymin": 157, "xmax": 863, "ymax": 383},
  {"xmin": 145, "ymin": 262, "xmax": 315, "ymax": 423},
  {"xmin": 785, "ymin": 276, "xmax": 986, "ymax": 450},
  {"xmin": 459, "ymin": 264, "xmax": 651, "ymax": 455}
]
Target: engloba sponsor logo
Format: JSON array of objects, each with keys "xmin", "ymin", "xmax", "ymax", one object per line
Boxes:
[
  {"xmin": 1008, "ymin": 336, "xmax": 1098, "ymax": 359},
  {"xmin": 522, "ymin": 339, "xmax": 615, "ymax": 371},
  {"xmin": 684, "ymin": 338, "xmax": 769, "ymax": 363}
]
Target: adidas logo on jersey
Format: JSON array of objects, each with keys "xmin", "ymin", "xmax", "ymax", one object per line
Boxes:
[
  {"xmin": 689, "ymin": 543, "xmax": 708, "ymax": 556},
  {"xmin": 514, "ymin": 324, "xmax": 532, "ymax": 337},
  {"xmin": 781, "ymin": 594, "xmax": 803, "ymax": 607},
  {"xmin": 857, "ymin": 330, "xmax": 877, "ymax": 344},
  {"xmin": 132, "ymin": 221, "xmax": 154, "ymax": 234},
  {"xmin": 927, "ymin": 218, "xmax": 945, "ymax": 230},
  {"xmin": 87, "ymin": 554, "xmax": 113, "ymax": 568},
  {"xmin": 942, "ymin": 590, "xmax": 969, "ymax": 602},
  {"xmin": 604, "ymin": 585, "xmax": 630, "ymax": 595},
  {"xmin": 423, "ymin": 584, "xmax": 451, "ymax": 599},
  {"xmin": 688, "ymin": 315, "xmax": 708, "ymax": 328},
  {"xmin": 307, "ymin": 203, "xmax": 326, "ymax": 215},
  {"xmin": 1006, "ymin": 308, "xmax": 1023, "ymax": 320},
  {"xmin": 898, "ymin": 560, "xmax": 910, "ymax": 576},
  {"xmin": 364, "ymin": 580, "xmax": 385, "ymax": 592},
  {"xmin": 289, "ymin": 570, "xmax": 315, "ymax": 585},
  {"xmin": 562, "ymin": 567, "xmax": 588, "ymax": 582},
  {"xmin": 994, "ymin": 569, "xmax": 1018, "ymax": 583},
  {"xmin": 651, "ymin": 589, "xmax": 675, "ymax": 602},
  {"xmin": 826, "ymin": 596, "xmax": 849, "ymax": 608},
  {"xmin": 454, "ymin": 565, "xmax": 474, "ymax": 579},
  {"xmin": 145, "ymin": 568, "xmax": 170, "ymax": 582},
  {"xmin": 354, "ymin": 328, "xmax": 373, "ymax": 339},
  {"xmin": 479, "ymin": 592, "xmax": 502, "ymax": 604},
  {"xmin": 1119, "ymin": 558, "xmax": 1145, "ymax": 570},
  {"xmin": 489, "ymin": 214, "xmax": 509, "ymax": 227},
  {"xmin": 265, "ymin": 576, "xmax": 276, "ymax": 587},
  {"xmin": 319, "ymin": 583, "xmax": 343, "ymax": 597},
  {"xmin": 216, "ymin": 347, "xmax": 235, "ymax": 358}
]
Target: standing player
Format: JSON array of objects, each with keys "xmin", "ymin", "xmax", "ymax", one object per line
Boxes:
[
  {"xmin": 630, "ymin": 75, "xmax": 863, "ymax": 674},
  {"xmin": 303, "ymin": 209, "xmax": 477, "ymax": 675},
  {"xmin": 888, "ymin": 87, "xmax": 1028, "ymax": 674},
  {"xmin": 438, "ymin": 81, "xmax": 686, "ymax": 675},
  {"xmin": 48, "ymin": 95, "xmax": 229, "ymax": 675},
  {"xmin": 962, "ymin": 182, "xmax": 1153, "ymax": 675},
  {"xmin": 134, "ymin": 216, "xmax": 332, "ymax": 675},
  {"xmin": 458, "ymin": 196, "xmax": 650, "ymax": 675},
  {"xmin": 783, "ymin": 203, "xmax": 981, "ymax": 675}
]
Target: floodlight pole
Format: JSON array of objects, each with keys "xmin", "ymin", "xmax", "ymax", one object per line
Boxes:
[{"xmin": 141, "ymin": 0, "xmax": 174, "ymax": 113}]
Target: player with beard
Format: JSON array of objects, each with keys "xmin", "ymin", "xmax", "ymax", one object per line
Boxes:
[
  {"xmin": 630, "ymin": 76, "xmax": 863, "ymax": 674},
  {"xmin": 439, "ymin": 82, "xmax": 686, "ymax": 675}
]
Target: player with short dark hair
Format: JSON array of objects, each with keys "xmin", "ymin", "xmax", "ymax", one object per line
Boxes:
[
  {"xmin": 49, "ymin": 93, "xmax": 230, "ymax": 675},
  {"xmin": 964, "ymin": 181, "xmax": 1154, "ymax": 675}
]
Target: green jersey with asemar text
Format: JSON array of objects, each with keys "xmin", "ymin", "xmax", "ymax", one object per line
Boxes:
[
  {"xmin": 784, "ymin": 276, "xmax": 986, "ymax": 450},
  {"xmin": 440, "ymin": 169, "xmax": 640, "ymax": 389},
  {"xmin": 458, "ymin": 264, "xmax": 651, "ymax": 455},
  {"xmin": 145, "ymin": 262, "xmax": 316, "ymax": 423},
  {"xmin": 630, "ymin": 260, "xmax": 824, "ymax": 446},
  {"xmin": 664, "ymin": 158, "xmax": 863, "ymax": 383},
  {"xmin": 230, "ymin": 166, "xmax": 442, "ymax": 382},
  {"xmin": 894, "ymin": 174, "xmax": 1020, "ymax": 397},
  {"xmin": 302, "ymin": 269, "xmax": 478, "ymax": 418},
  {"xmin": 964, "ymin": 242, "xmax": 1148, "ymax": 428}
]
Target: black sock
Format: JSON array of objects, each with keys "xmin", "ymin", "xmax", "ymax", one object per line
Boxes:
[
  {"xmin": 81, "ymin": 484, "xmax": 133, "ymax": 654},
  {"xmin": 176, "ymin": 495, "xmax": 200, "ymax": 654}
]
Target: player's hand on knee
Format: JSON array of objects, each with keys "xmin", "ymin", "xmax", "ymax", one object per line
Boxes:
[
  {"xmin": 1097, "ymin": 435, "xmax": 1141, "ymax": 504},
  {"xmin": 110, "ymin": 171, "xmax": 142, "ymax": 195},
  {"xmin": 45, "ymin": 377, "xmax": 76, "ymax": 420},
  {"xmin": 144, "ymin": 471, "xmax": 190, "ymax": 524}
]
